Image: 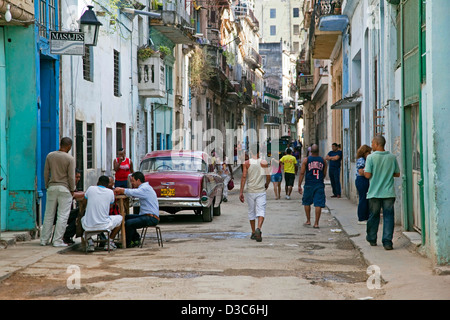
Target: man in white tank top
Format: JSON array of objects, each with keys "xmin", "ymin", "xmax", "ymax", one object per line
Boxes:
[{"xmin": 239, "ymin": 144, "xmax": 270, "ymax": 242}]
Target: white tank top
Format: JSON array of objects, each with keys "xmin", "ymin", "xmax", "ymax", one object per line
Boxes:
[{"xmin": 247, "ymin": 158, "xmax": 266, "ymax": 193}]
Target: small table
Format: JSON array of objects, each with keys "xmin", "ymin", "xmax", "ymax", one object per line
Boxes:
[{"xmin": 115, "ymin": 195, "xmax": 129, "ymax": 248}]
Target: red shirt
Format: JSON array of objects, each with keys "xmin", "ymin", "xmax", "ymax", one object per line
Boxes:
[{"xmin": 115, "ymin": 157, "xmax": 131, "ymax": 181}]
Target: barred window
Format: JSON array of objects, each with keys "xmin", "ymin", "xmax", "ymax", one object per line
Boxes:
[
  {"xmin": 83, "ymin": 45, "xmax": 93, "ymax": 82},
  {"xmin": 87, "ymin": 123, "xmax": 94, "ymax": 169},
  {"xmin": 114, "ymin": 50, "xmax": 120, "ymax": 97}
]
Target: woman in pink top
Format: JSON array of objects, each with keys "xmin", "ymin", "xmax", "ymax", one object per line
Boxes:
[{"xmin": 270, "ymin": 158, "xmax": 282, "ymax": 200}]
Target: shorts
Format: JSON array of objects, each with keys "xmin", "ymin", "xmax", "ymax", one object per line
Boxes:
[
  {"xmin": 247, "ymin": 193, "xmax": 266, "ymax": 220},
  {"xmin": 270, "ymin": 173, "xmax": 282, "ymax": 182},
  {"xmin": 302, "ymin": 184, "xmax": 326, "ymax": 208},
  {"xmin": 82, "ymin": 215, "xmax": 123, "ymax": 232},
  {"xmin": 284, "ymin": 172, "xmax": 295, "ymax": 187}
]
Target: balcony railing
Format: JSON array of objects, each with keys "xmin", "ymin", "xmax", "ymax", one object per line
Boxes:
[
  {"xmin": 264, "ymin": 115, "xmax": 281, "ymax": 126},
  {"xmin": 315, "ymin": 0, "xmax": 342, "ymax": 18},
  {"xmin": 150, "ymin": 0, "xmax": 192, "ymax": 44},
  {"xmin": 298, "ymin": 75, "xmax": 314, "ymax": 93}
]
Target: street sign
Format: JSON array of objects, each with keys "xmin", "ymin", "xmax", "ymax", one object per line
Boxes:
[{"xmin": 50, "ymin": 31, "xmax": 85, "ymax": 55}]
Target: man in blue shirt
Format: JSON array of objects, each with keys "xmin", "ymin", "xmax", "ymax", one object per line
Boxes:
[
  {"xmin": 325, "ymin": 143, "xmax": 343, "ymax": 198},
  {"xmin": 115, "ymin": 171, "xmax": 159, "ymax": 248}
]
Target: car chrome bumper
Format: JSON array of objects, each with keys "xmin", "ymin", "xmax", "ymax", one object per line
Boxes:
[{"xmin": 158, "ymin": 197, "xmax": 204, "ymax": 208}]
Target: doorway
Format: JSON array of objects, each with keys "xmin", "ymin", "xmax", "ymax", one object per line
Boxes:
[{"xmin": 405, "ymin": 103, "xmax": 422, "ymax": 232}]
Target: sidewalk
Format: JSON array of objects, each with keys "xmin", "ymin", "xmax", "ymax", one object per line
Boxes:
[
  {"xmin": 325, "ymin": 187, "xmax": 450, "ymax": 299},
  {"xmin": 0, "ymin": 231, "xmax": 76, "ymax": 281}
]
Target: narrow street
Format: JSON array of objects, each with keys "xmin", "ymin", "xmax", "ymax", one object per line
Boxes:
[{"xmin": 0, "ymin": 171, "xmax": 381, "ymax": 301}]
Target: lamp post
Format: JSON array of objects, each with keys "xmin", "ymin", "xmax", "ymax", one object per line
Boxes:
[{"xmin": 79, "ymin": 5, "xmax": 102, "ymax": 46}]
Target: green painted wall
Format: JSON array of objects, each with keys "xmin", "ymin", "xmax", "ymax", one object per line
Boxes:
[
  {"xmin": 3, "ymin": 26, "xmax": 37, "ymax": 230},
  {"xmin": 0, "ymin": 28, "xmax": 7, "ymax": 231}
]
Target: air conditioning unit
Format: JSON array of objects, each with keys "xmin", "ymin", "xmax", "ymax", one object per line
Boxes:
[{"xmin": 138, "ymin": 55, "xmax": 166, "ymax": 98}]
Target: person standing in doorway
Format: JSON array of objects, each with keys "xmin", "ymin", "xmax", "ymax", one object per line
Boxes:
[
  {"xmin": 298, "ymin": 144, "xmax": 327, "ymax": 228},
  {"xmin": 364, "ymin": 135, "xmax": 400, "ymax": 250},
  {"xmin": 114, "ymin": 148, "xmax": 134, "ymax": 188},
  {"xmin": 40, "ymin": 137, "xmax": 76, "ymax": 247},
  {"xmin": 355, "ymin": 145, "xmax": 372, "ymax": 224},
  {"xmin": 280, "ymin": 148, "xmax": 298, "ymax": 200},
  {"xmin": 325, "ymin": 143, "xmax": 343, "ymax": 198},
  {"xmin": 239, "ymin": 144, "xmax": 270, "ymax": 242}
]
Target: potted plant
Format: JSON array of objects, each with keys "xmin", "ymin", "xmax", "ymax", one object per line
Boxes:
[
  {"xmin": 137, "ymin": 45, "xmax": 156, "ymax": 62},
  {"xmin": 158, "ymin": 45, "xmax": 171, "ymax": 59}
]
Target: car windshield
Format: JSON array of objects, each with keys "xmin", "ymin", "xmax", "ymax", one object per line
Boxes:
[{"xmin": 140, "ymin": 156, "xmax": 208, "ymax": 173}]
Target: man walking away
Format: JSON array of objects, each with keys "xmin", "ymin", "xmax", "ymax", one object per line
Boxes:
[
  {"xmin": 364, "ymin": 135, "xmax": 400, "ymax": 250},
  {"xmin": 41, "ymin": 137, "xmax": 76, "ymax": 247},
  {"xmin": 298, "ymin": 144, "xmax": 327, "ymax": 228},
  {"xmin": 325, "ymin": 143, "xmax": 342, "ymax": 198},
  {"xmin": 280, "ymin": 148, "xmax": 298, "ymax": 200},
  {"xmin": 239, "ymin": 144, "xmax": 270, "ymax": 242}
]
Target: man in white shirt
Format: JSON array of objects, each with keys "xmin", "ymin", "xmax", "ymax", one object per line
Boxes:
[{"xmin": 81, "ymin": 176, "xmax": 122, "ymax": 251}]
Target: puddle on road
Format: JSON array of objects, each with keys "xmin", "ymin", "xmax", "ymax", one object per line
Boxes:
[{"xmin": 149, "ymin": 231, "xmax": 250, "ymax": 241}]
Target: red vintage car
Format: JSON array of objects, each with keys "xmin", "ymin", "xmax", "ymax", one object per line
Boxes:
[{"xmin": 139, "ymin": 150, "xmax": 224, "ymax": 222}]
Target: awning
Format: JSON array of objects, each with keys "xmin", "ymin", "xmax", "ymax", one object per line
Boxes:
[{"xmin": 330, "ymin": 94, "xmax": 361, "ymax": 110}]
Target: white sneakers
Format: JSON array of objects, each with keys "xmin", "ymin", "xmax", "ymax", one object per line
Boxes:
[
  {"xmin": 285, "ymin": 195, "xmax": 291, "ymax": 200},
  {"xmin": 52, "ymin": 241, "xmax": 68, "ymax": 247}
]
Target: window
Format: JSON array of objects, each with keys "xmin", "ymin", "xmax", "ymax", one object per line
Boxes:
[
  {"xmin": 293, "ymin": 24, "xmax": 300, "ymax": 35},
  {"xmin": 75, "ymin": 120, "xmax": 84, "ymax": 189},
  {"xmin": 86, "ymin": 123, "xmax": 94, "ymax": 169},
  {"xmin": 293, "ymin": 8, "xmax": 299, "ymax": 18},
  {"xmin": 114, "ymin": 50, "xmax": 120, "ymax": 97},
  {"xmin": 270, "ymin": 25, "xmax": 276, "ymax": 36},
  {"xmin": 83, "ymin": 45, "xmax": 93, "ymax": 81},
  {"xmin": 116, "ymin": 123, "xmax": 126, "ymax": 153},
  {"xmin": 38, "ymin": 0, "xmax": 57, "ymax": 38},
  {"xmin": 293, "ymin": 42, "xmax": 299, "ymax": 53},
  {"xmin": 270, "ymin": 8, "xmax": 276, "ymax": 18},
  {"xmin": 166, "ymin": 65, "xmax": 173, "ymax": 92}
]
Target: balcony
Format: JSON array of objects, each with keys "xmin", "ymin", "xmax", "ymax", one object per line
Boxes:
[
  {"xmin": 244, "ymin": 47, "xmax": 262, "ymax": 70},
  {"xmin": 137, "ymin": 54, "xmax": 166, "ymax": 98},
  {"xmin": 150, "ymin": 0, "xmax": 194, "ymax": 44},
  {"xmin": 298, "ymin": 75, "xmax": 314, "ymax": 93},
  {"xmin": 311, "ymin": 0, "xmax": 349, "ymax": 59},
  {"xmin": 264, "ymin": 115, "xmax": 281, "ymax": 126}
]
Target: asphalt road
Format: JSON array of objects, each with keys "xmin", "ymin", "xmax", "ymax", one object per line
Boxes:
[{"xmin": 0, "ymin": 176, "xmax": 385, "ymax": 301}]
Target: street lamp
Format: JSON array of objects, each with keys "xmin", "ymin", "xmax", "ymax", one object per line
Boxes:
[{"xmin": 79, "ymin": 5, "xmax": 102, "ymax": 46}]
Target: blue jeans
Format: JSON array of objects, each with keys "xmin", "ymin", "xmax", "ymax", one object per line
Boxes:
[
  {"xmin": 125, "ymin": 214, "xmax": 159, "ymax": 246},
  {"xmin": 366, "ymin": 198, "xmax": 396, "ymax": 246},
  {"xmin": 329, "ymin": 167, "xmax": 341, "ymax": 196},
  {"xmin": 355, "ymin": 176, "xmax": 370, "ymax": 221}
]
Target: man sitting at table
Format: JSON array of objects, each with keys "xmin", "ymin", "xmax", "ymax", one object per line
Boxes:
[
  {"xmin": 114, "ymin": 171, "xmax": 159, "ymax": 248},
  {"xmin": 81, "ymin": 175, "xmax": 123, "ymax": 251}
]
